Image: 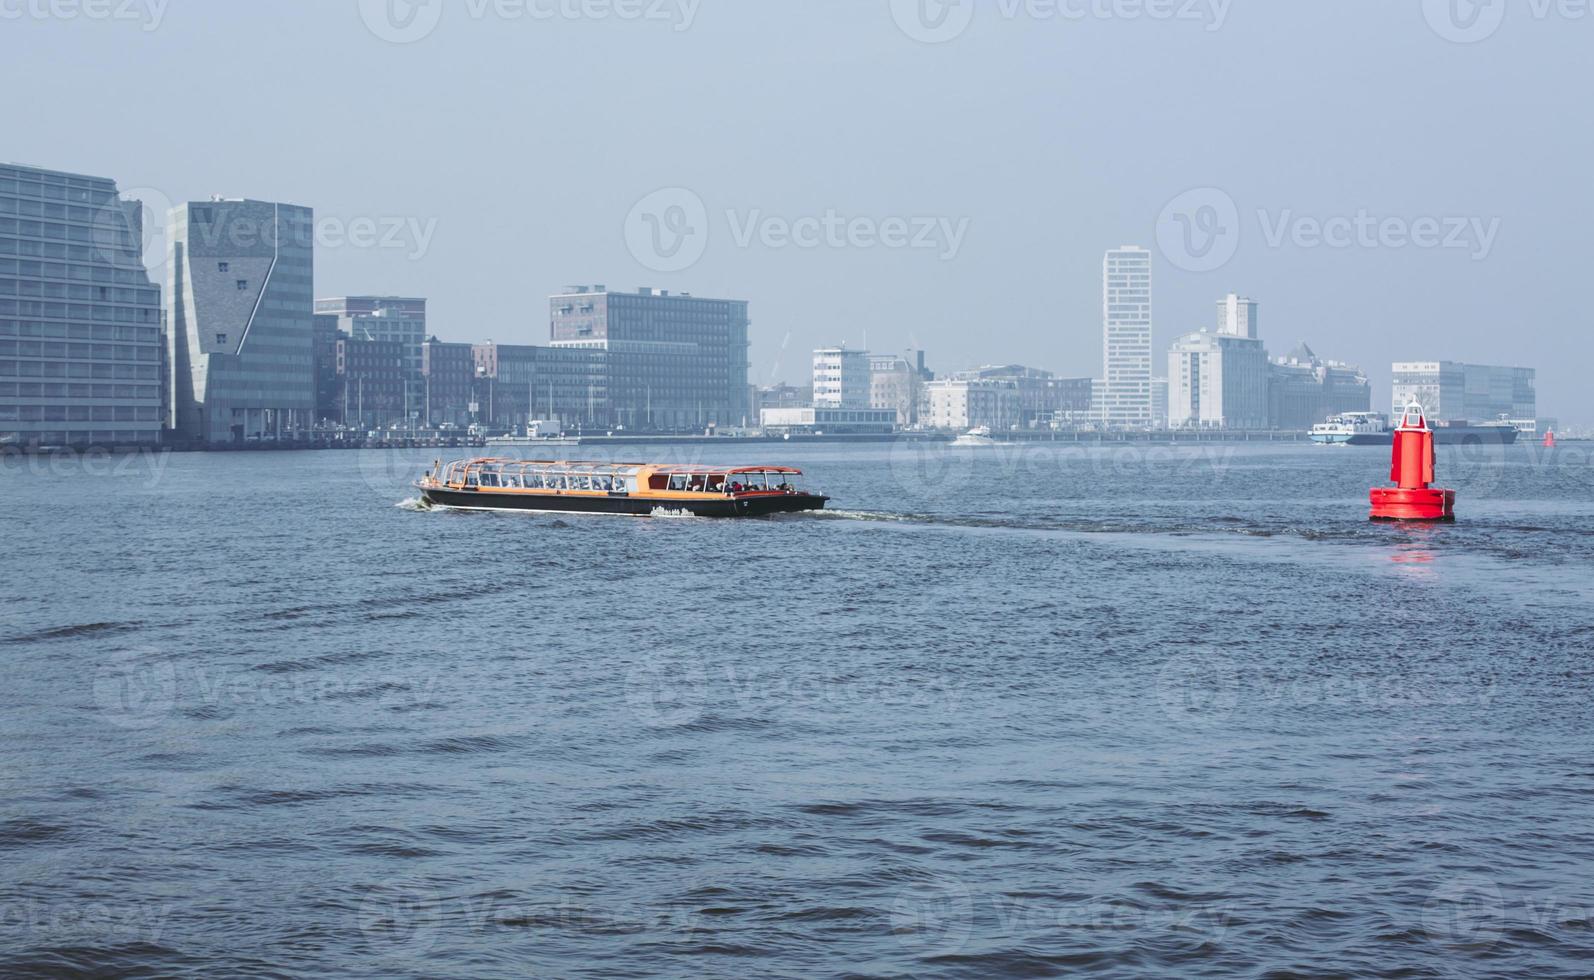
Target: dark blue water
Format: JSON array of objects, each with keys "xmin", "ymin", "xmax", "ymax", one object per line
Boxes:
[{"xmin": 4, "ymin": 440, "xmax": 1594, "ymax": 978}]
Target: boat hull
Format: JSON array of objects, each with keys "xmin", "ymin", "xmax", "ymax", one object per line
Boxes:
[
  {"xmin": 419, "ymin": 486, "xmax": 828, "ymax": 518},
  {"xmin": 1340, "ymin": 428, "xmax": 1520, "ymax": 447}
]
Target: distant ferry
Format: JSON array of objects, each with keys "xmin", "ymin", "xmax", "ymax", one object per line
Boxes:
[
  {"xmin": 1311, "ymin": 412, "xmax": 1519, "ymax": 446},
  {"xmin": 416, "ymin": 458, "xmax": 828, "ymax": 517}
]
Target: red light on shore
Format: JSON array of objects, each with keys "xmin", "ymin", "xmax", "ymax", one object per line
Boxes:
[{"xmin": 1370, "ymin": 403, "xmax": 1456, "ymax": 522}]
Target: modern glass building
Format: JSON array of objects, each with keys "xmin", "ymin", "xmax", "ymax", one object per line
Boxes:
[
  {"xmin": 550, "ymin": 285, "xmax": 750, "ymax": 432},
  {"xmin": 0, "ymin": 163, "xmax": 164, "ymax": 449},
  {"xmin": 168, "ymin": 198, "xmax": 315, "ymax": 444},
  {"xmin": 1101, "ymin": 246, "xmax": 1153, "ymax": 428}
]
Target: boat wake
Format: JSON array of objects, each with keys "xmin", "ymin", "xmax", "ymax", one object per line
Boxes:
[
  {"xmin": 395, "ymin": 497, "xmax": 434, "ymax": 512},
  {"xmin": 813, "ymin": 509, "xmax": 918, "ymax": 524}
]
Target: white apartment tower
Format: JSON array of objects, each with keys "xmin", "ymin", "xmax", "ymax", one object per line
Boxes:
[
  {"xmin": 812, "ymin": 346, "xmax": 871, "ymax": 409},
  {"xmin": 1101, "ymin": 246, "xmax": 1153, "ymax": 428}
]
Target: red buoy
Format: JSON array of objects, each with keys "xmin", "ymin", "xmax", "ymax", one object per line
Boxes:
[
  {"xmin": 1370, "ymin": 402, "xmax": 1456, "ymax": 522},
  {"xmin": 1544, "ymin": 430, "xmax": 1556, "ymax": 449}
]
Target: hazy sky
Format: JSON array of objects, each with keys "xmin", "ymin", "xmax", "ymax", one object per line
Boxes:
[{"xmin": 5, "ymin": 0, "xmax": 1590, "ymax": 420}]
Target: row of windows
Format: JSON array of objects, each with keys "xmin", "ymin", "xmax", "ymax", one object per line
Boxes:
[
  {"xmin": 0, "ymin": 197, "xmax": 132, "ymax": 224},
  {"xmin": 0, "ymin": 341, "xmax": 158, "ymax": 360},
  {"xmin": 0, "ymin": 217, "xmax": 121, "ymax": 245},
  {"xmin": 0, "ymin": 178, "xmax": 113, "ymax": 203},
  {"xmin": 0, "ymin": 301, "xmax": 158, "ymax": 324},
  {"xmin": 0, "ymin": 382, "xmax": 159, "ymax": 399},
  {"xmin": 0, "ymin": 278, "xmax": 159, "ymax": 305},
  {"xmin": 0, "ymin": 236, "xmax": 147, "ymax": 272},
  {"xmin": 0, "ymin": 321, "xmax": 158, "ymax": 342},
  {"xmin": 0, "ymin": 405, "xmax": 160, "ymax": 422},
  {"xmin": 0, "ymin": 257, "xmax": 156, "ymax": 287},
  {"xmin": 0, "ymin": 362, "xmax": 158, "ymax": 380}
]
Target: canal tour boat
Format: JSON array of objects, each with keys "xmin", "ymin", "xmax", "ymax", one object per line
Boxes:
[{"xmin": 415, "ymin": 458, "xmax": 829, "ymax": 518}]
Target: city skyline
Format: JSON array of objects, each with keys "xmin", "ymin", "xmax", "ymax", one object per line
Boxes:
[{"xmin": 9, "ymin": 2, "xmax": 1586, "ymax": 422}]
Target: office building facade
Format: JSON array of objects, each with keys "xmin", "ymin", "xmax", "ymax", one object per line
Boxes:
[
  {"xmin": 0, "ymin": 163, "xmax": 164, "ymax": 448},
  {"xmin": 550, "ymin": 285, "xmax": 749, "ymax": 431},
  {"xmin": 925, "ymin": 378, "xmax": 1021, "ymax": 432},
  {"xmin": 316, "ymin": 296, "xmax": 427, "ymax": 418},
  {"xmin": 472, "ymin": 341, "xmax": 608, "ymax": 432},
  {"xmin": 1101, "ymin": 246, "xmax": 1153, "ymax": 428},
  {"xmin": 168, "ymin": 198, "xmax": 315, "ymax": 443},
  {"xmin": 1391, "ymin": 361, "xmax": 1536, "ymax": 423},
  {"xmin": 335, "ymin": 336, "xmax": 407, "ymax": 430}
]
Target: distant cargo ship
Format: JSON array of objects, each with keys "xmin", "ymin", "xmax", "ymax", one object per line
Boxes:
[{"xmin": 1311, "ymin": 412, "xmax": 1519, "ymax": 446}]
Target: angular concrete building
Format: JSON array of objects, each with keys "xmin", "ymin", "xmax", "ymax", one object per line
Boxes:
[{"xmin": 168, "ymin": 198, "xmax": 314, "ymax": 444}]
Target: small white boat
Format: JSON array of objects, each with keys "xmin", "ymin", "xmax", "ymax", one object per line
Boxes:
[{"xmin": 951, "ymin": 426, "xmax": 1001, "ymax": 447}]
